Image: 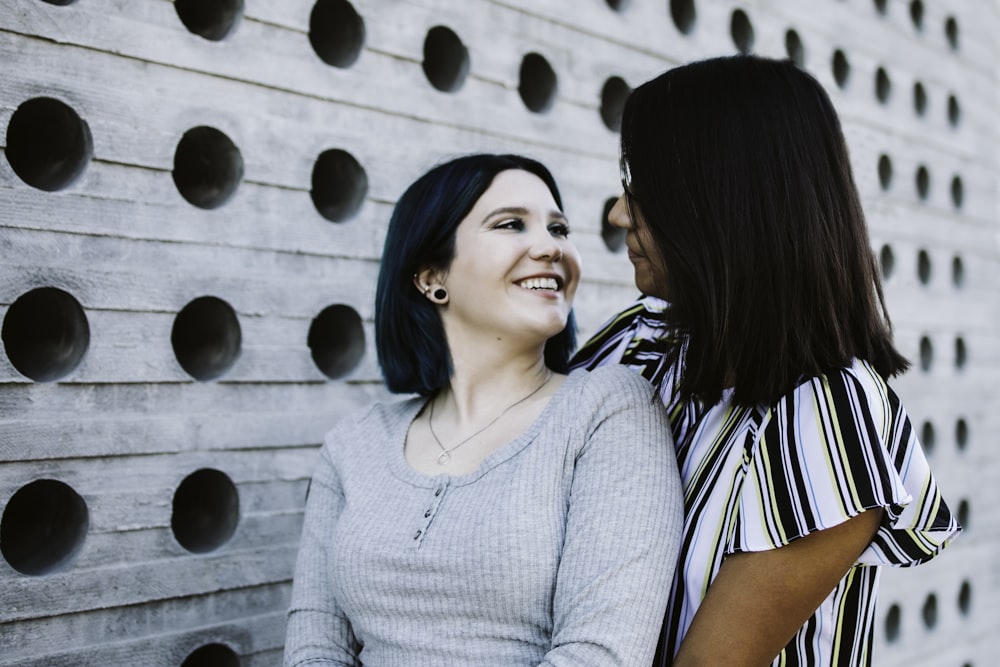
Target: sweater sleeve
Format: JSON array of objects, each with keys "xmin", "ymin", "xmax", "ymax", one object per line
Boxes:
[
  {"xmin": 284, "ymin": 421, "xmax": 361, "ymax": 667},
  {"xmin": 540, "ymin": 366, "xmax": 684, "ymax": 666}
]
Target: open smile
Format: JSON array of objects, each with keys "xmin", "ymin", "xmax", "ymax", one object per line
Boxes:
[{"xmin": 515, "ymin": 276, "xmax": 563, "ymax": 292}]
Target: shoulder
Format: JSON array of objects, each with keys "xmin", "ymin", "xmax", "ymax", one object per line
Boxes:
[
  {"xmin": 750, "ymin": 359, "xmax": 910, "ymax": 498},
  {"xmin": 557, "ymin": 367, "xmax": 665, "ymax": 439},
  {"xmin": 322, "ymin": 396, "xmax": 423, "ymax": 455},
  {"xmin": 767, "ymin": 359, "xmax": 895, "ymax": 436},
  {"xmin": 568, "ymin": 365, "xmax": 655, "ymax": 403}
]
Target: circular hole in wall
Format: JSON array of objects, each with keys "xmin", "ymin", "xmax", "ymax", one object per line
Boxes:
[
  {"xmin": 518, "ymin": 52, "xmax": 558, "ymax": 114},
  {"xmin": 832, "ymin": 49, "xmax": 850, "ymax": 89},
  {"xmin": 422, "ymin": 26, "xmax": 469, "ymax": 93},
  {"xmin": 918, "ymin": 335, "xmax": 933, "ymax": 372},
  {"xmin": 957, "ymin": 580, "xmax": 971, "ymax": 616},
  {"xmin": 950, "ymin": 175, "xmax": 964, "ymax": 210},
  {"xmin": 873, "ymin": 0, "xmax": 888, "ymax": 16},
  {"xmin": 957, "ymin": 498, "xmax": 969, "ymax": 528},
  {"xmin": 308, "ymin": 304, "xmax": 365, "ymax": 379},
  {"xmin": 909, "ymin": 0, "xmax": 924, "ymax": 31},
  {"xmin": 784, "ymin": 29, "xmax": 805, "ymax": 67},
  {"xmin": 311, "ymin": 149, "xmax": 368, "ymax": 222},
  {"xmin": 915, "ymin": 165, "xmax": 930, "ymax": 201},
  {"xmin": 921, "ymin": 593, "xmax": 937, "ymax": 629},
  {"xmin": 954, "ymin": 336, "xmax": 967, "ymax": 370},
  {"xmin": 39, "ymin": 0, "xmax": 77, "ymax": 4},
  {"xmin": 912, "ymin": 81, "xmax": 928, "ymax": 117},
  {"xmin": 947, "ymin": 94, "xmax": 961, "ymax": 127},
  {"xmin": 878, "ymin": 244, "xmax": 894, "ymax": 280},
  {"xmin": 1, "ymin": 479, "xmax": 89, "ymax": 575},
  {"xmin": 174, "ymin": 0, "xmax": 243, "ymax": 41},
  {"xmin": 2, "ymin": 286, "xmax": 90, "ymax": 382},
  {"xmin": 955, "ymin": 418, "xmax": 968, "ymax": 452},
  {"xmin": 601, "ymin": 197, "xmax": 626, "ymax": 253},
  {"xmin": 944, "ymin": 16, "xmax": 959, "ymax": 51},
  {"xmin": 172, "ymin": 126, "xmax": 243, "ymax": 209},
  {"xmin": 878, "ymin": 154, "xmax": 893, "ymax": 190},
  {"xmin": 171, "ymin": 468, "xmax": 240, "ymax": 553},
  {"xmin": 669, "ymin": 0, "xmax": 696, "ymax": 34},
  {"xmin": 730, "ymin": 9, "xmax": 754, "ymax": 54},
  {"xmin": 605, "ymin": 0, "xmax": 629, "ymax": 11},
  {"xmin": 182, "ymin": 643, "xmax": 240, "ymax": 667},
  {"xmin": 599, "ymin": 76, "xmax": 630, "ymax": 132},
  {"xmin": 171, "ymin": 296, "xmax": 242, "ymax": 381},
  {"xmin": 916, "ymin": 249, "xmax": 931, "ymax": 285},
  {"xmin": 951, "ymin": 255, "xmax": 965, "ymax": 288},
  {"xmin": 5, "ymin": 97, "xmax": 93, "ymax": 192},
  {"xmin": 875, "ymin": 67, "xmax": 891, "ymax": 104},
  {"xmin": 309, "ymin": 0, "xmax": 365, "ymax": 68},
  {"xmin": 884, "ymin": 603, "xmax": 901, "ymax": 642},
  {"xmin": 920, "ymin": 421, "xmax": 935, "ymax": 456}
]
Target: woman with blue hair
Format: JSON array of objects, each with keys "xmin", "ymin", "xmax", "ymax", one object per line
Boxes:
[{"xmin": 285, "ymin": 153, "xmax": 683, "ymax": 666}]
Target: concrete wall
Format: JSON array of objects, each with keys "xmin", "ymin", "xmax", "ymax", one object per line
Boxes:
[{"xmin": 0, "ymin": 0, "xmax": 995, "ymax": 664}]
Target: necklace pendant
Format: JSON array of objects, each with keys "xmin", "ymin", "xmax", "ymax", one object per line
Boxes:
[{"xmin": 437, "ymin": 451, "xmax": 451, "ymax": 465}]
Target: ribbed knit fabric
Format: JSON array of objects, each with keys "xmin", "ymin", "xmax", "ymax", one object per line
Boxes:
[{"xmin": 284, "ymin": 365, "xmax": 684, "ymax": 667}]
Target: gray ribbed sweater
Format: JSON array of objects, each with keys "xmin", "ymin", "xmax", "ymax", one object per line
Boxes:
[{"xmin": 284, "ymin": 365, "xmax": 683, "ymax": 666}]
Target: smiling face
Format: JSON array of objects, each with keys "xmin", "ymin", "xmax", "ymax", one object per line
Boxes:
[
  {"xmin": 430, "ymin": 169, "xmax": 581, "ymax": 349},
  {"xmin": 607, "ymin": 191, "xmax": 670, "ymax": 299}
]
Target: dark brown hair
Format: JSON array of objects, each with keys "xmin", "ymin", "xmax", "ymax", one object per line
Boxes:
[{"xmin": 621, "ymin": 55, "xmax": 908, "ymax": 406}]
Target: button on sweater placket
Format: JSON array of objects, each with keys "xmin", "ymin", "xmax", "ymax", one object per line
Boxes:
[{"xmin": 411, "ymin": 482, "xmax": 448, "ymax": 548}]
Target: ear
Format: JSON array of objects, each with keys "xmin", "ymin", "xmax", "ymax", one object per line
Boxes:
[{"xmin": 413, "ymin": 267, "xmax": 445, "ymax": 300}]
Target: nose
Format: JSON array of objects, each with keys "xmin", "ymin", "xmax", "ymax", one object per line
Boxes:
[
  {"xmin": 528, "ymin": 225, "xmax": 564, "ymax": 262},
  {"xmin": 608, "ymin": 195, "xmax": 633, "ymax": 230},
  {"xmin": 529, "ymin": 239, "xmax": 563, "ymax": 262}
]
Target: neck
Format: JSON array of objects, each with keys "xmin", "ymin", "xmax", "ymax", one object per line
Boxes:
[{"xmin": 438, "ymin": 356, "xmax": 552, "ymax": 426}]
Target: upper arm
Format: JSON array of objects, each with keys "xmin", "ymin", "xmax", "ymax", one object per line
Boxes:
[
  {"xmin": 673, "ymin": 508, "xmax": 884, "ymax": 667},
  {"xmin": 284, "ymin": 436, "xmax": 359, "ymax": 667},
  {"xmin": 541, "ymin": 370, "xmax": 684, "ymax": 665}
]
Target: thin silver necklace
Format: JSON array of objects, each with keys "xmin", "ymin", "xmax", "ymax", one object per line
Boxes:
[{"xmin": 428, "ymin": 372, "xmax": 552, "ymax": 465}]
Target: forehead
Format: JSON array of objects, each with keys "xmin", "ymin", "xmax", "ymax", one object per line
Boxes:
[{"xmin": 468, "ymin": 169, "xmax": 559, "ymax": 215}]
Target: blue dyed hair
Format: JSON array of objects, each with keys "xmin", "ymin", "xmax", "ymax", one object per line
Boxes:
[{"xmin": 375, "ymin": 153, "xmax": 577, "ymax": 395}]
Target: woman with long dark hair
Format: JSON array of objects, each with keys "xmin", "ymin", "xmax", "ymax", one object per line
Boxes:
[{"xmin": 573, "ymin": 56, "xmax": 960, "ymax": 666}]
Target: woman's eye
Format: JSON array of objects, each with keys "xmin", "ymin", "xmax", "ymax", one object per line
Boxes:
[
  {"xmin": 495, "ymin": 218, "xmax": 524, "ymax": 230},
  {"xmin": 548, "ymin": 222, "xmax": 570, "ymax": 237}
]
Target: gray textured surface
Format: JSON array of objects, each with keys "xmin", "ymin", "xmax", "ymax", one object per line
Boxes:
[{"xmin": 1, "ymin": 0, "xmax": 995, "ymax": 665}]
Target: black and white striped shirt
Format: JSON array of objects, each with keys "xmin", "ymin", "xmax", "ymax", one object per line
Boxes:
[{"xmin": 572, "ymin": 296, "xmax": 960, "ymax": 666}]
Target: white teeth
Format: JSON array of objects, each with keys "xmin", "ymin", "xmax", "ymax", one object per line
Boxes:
[{"xmin": 518, "ymin": 277, "xmax": 559, "ymax": 291}]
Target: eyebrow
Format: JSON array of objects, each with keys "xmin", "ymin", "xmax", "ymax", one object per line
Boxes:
[{"xmin": 484, "ymin": 206, "xmax": 568, "ymax": 222}]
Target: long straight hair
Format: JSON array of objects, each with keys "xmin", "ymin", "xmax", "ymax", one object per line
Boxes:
[
  {"xmin": 375, "ymin": 154, "xmax": 576, "ymax": 395},
  {"xmin": 621, "ymin": 55, "xmax": 908, "ymax": 406}
]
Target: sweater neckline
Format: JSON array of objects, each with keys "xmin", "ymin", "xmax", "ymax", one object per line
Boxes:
[{"xmin": 389, "ymin": 369, "xmax": 585, "ymax": 488}]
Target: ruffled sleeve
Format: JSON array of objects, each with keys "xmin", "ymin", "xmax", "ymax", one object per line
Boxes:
[{"xmin": 730, "ymin": 359, "xmax": 960, "ymax": 567}]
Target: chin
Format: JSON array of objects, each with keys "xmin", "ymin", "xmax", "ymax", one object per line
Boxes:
[
  {"xmin": 633, "ymin": 276, "xmax": 655, "ymax": 296},
  {"xmin": 633, "ymin": 272, "xmax": 667, "ymax": 299},
  {"xmin": 532, "ymin": 314, "xmax": 570, "ymax": 340}
]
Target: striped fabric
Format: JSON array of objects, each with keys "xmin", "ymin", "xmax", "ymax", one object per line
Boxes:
[{"xmin": 571, "ymin": 296, "xmax": 961, "ymax": 666}]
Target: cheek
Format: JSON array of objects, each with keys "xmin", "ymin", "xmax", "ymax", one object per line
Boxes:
[{"xmin": 562, "ymin": 246, "xmax": 583, "ymax": 295}]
